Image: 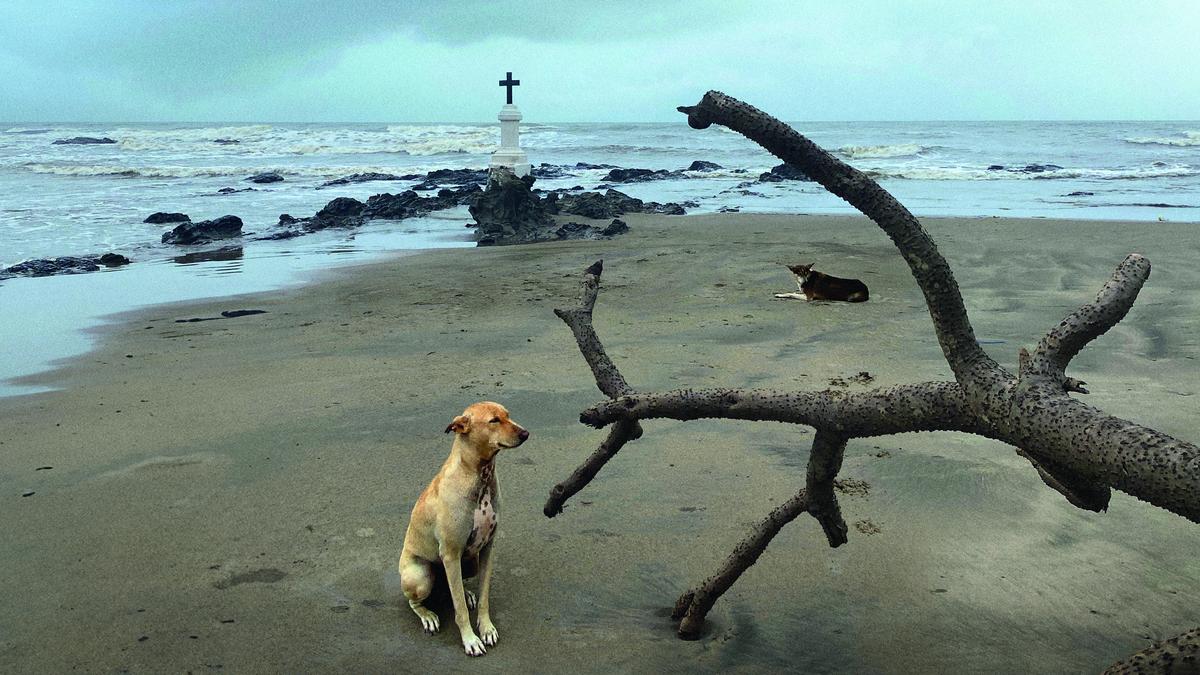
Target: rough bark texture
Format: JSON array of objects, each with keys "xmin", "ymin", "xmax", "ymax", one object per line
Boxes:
[{"xmin": 545, "ymin": 91, "xmax": 1198, "ymax": 669}]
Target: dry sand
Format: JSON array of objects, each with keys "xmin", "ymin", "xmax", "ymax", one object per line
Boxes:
[{"xmin": 1, "ymin": 213, "xmax": 1197, "ymax": 673}]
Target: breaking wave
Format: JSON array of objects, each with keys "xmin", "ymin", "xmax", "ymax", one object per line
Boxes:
[
  {"xmin": 864, "ymin": 164, "xmax": 1198, "ymax": 181},
  {"xmin": 20, "ymin": 162, "xmax": 486, "ymax": 179},
  {"xmin": 836, "ymin": 143, "xmax": 927, "ymax": 159},
  {"xmin": 1122, "ymin": 131, "xmax": 1200, "ymax": 147}
]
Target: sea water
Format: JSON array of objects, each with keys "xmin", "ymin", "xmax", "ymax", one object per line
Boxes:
[{"xmin": 1, "ymin": 120, "xmax": 1198, "ymax": 392}]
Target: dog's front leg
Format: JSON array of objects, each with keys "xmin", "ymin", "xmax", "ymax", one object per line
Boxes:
[
  {"xmin": 476, "ymin": 542, "xmax": 498, "ymax": 646},
  {"xmin": 442, "ymin": 551, "xmax": 486, "ymax": 656}
]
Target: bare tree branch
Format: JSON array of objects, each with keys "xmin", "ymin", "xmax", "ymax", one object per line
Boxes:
[
  {"xmin": 544, "ymin": 259, "xmax": 643, "ymax": 517},
  {"xmin": 1023, "ymin": 253, "xmax": 1152, "ymax": 389},
  {"xmin": 543, "ymin": 92, "xmax": 1199, "ymax": 657},
  {"xmin": 680, "ymin": 91, "xmax": 999, "ymax": 386}
]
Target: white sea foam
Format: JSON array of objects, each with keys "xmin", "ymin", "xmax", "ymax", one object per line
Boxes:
[
  {"xmin": 20, "ymin": 162, "xmax": 484, "ymax": 179},
  {"xmin": 864, "ymin": 164, "xmax": 1198, "ymax": 181},
  {"xmin": 837, "ymin": 143, "xmax": 927, "ymax": 159},
  {"xmin": 1122, "ymin": 131, "xmax": 1200, "ymax": 147}
]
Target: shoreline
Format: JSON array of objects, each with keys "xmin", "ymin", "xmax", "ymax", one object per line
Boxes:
[{"xmin": 1, "ymin": 212, "xmax": 1197, "ymax": 672}]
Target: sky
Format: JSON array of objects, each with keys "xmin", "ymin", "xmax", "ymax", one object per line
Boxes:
[{"xmin": 1, "ymin": 0, "xmax": 1198, "ymax": 122}]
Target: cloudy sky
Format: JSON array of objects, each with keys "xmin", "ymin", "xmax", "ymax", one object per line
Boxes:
[{"xmin": 1, "ymin": 0, "xmax": 1197, "ymax": 122}]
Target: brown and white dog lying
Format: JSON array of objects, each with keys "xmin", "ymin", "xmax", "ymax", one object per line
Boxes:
[
  {"xmin": 398, "ymin": 401, "xmax": 529, "ymax": 656},
  {"xmin": 776, "ymin": 263, "xmax": 870, "ymax": 302}
]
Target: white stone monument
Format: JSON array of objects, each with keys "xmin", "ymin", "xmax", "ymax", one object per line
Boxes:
[{"xmin": 489, "ymin": 71, "xmax": 531, "ymax": 177}]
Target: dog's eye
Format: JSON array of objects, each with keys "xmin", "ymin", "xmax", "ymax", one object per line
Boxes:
[{"xmin": 489, "ymin": 417, "xmax": 500, "ymax": 424}]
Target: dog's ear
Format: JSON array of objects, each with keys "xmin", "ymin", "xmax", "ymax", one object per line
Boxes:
[{"xmin": 444, "ymin": 415, "xmax": 470, "ymax": 434}]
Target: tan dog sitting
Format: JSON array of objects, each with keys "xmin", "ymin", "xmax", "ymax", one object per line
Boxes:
[{"xmin": 399, "ymin": 402, "xmax": 529, "ymax": 656}]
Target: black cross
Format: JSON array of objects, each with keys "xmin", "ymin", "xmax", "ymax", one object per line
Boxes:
[{"xmin": 499, "ymin": 72, "xmax": 520, "ymax": 105}]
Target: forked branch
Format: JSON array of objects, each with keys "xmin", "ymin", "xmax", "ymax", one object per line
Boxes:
[{"xmin": 544, "ymin": 92, "xmax": 1199, "ymax": 667}]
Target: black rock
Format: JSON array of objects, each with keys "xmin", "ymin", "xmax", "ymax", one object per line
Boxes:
[
  {"xmin": 320, "ymin": 172, "xmax": 408, "ymax": 187},
  {"xmin": 410, "ymin": 182, "xmax": 438, "ymax": 191},
  {"xmin": 602, "ymin": 219, "xmax": 629, "ymax": 236},
  {"xmin": 469, "ymin": 168, "xmax": 556, "ymax": 246},
  {"xmin": 52, "ymin": 136, "xmax": 116, "ymax": 145},
  {"xmin": 162, "ymin": 215, "xmax": 244, "ymax": 245},
  {"xmin": 573, "ymin": 162, "xmax": 618, "ymax": 170},
  {"xmin": 424, "ymin": 168, "xmax": 489, "ymax": 185},
  {"xmin": 284, "ymin": 184, "xmax": 483, "ymax": 233},
  {"xmin": 98, "ymin": 253, "xmax": 130, "ymax": 267},
  {"xmin": 1066, "ymin": 191, "xmax": 1094, "ymax": 197},
  {"xmin": 987, "ymin": 165, "xmax": 1005, "ymax": 171},
  {"xmin": 0, "ymin": 256, "xmax": 101, "ymax": 279},
  {"xmin": 687, "ymin": 160, "xmax": 723, "ymax": 172},
  {"xmin": 602, "ymin": 167, "xmax": 681, "ymax": 183},
  {"xmin": 217, "ymin": 187, "xmax": 255, "ymax": 194},
  {"xmin": 531, "ymin": 163, "xmax": 576, "ymax": 179},
  {"xmin": 1018, "ymin": 164, "xmax": 1063, "ymax": 173},
  {"xmin": 213, "ymin": 138, "xmax": 240, "ymax": 145},
  {"xmin": 556, "ymin": 189, "xmax": 688, "ymax": 219},
  {"xmin": 758, "ymin": 163, "xmax": 810, "ymax": 182},
  {"xmin": 718, "ymin": 206, "xmax": 741, "ymax": 213},
  {"xmin": 144, "ymin": 212, "xmax": 190, "ymax": 224},
  {"xmin": 246, "ymin": 172, "xmax": 284, "ymax": 184}
]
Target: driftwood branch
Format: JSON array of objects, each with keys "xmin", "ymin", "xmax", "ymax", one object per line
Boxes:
[
  {"xmin": 545, "ymin": 91, "xmax": 1199, "ymax": 666},
  {"xmin": 544, "ymin": 260, "xmax": 643, "ymax": 517}
]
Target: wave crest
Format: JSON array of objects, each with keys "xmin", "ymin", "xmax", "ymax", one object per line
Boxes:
[
  {"xmin": 837, "ymin": 143, "xmax": 927, "ymax": 159},
  {"xmin": 1122, "ymin": 131, "xmax": 1200, "ymax": 147}
]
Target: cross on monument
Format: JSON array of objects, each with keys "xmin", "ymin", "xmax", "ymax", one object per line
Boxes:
[{"xmin": 499, "ymin": 71, "xmax": 520, "ymax": 105}]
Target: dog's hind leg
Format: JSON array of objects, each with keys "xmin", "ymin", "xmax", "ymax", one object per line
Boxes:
[{"xmin": 400, "ymin": 553, "xmax": 440, "ymax": 634}]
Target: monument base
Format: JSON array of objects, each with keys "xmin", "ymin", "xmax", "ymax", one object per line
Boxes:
[{"xmin": 490, "ymin": 151, "xmax": 530, "ymax": 178}]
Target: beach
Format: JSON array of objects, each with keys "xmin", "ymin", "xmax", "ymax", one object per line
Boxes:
[{"xmin": 1, "ymin": 212, "xmax": 1198, "ymax": 673}]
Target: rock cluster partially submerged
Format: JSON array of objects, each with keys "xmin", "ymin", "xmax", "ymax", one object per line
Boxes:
[
  {"xmin": 469, "ymin": 167, "xmax": 690, "ymax": 246},
  {"xmin": 0, "ymin": 253, "xmax": 129, "ymax": 280}
]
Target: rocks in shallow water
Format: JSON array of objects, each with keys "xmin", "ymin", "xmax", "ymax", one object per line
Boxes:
[
  {"xmin": 217, "ymin": 187, "xmax": 255, "ymax": 194},
  {"xmin": 758, "ymin": 163, "xmax": 810, "ymax": 182},
  {"xmin": 424, "ymin": 168, "xmax": 489, "ymax": 185},
  {"xmin": 1066, "ymin": 191, "xmax": 1094, "ymax": 197},
  {"xmin": 246, "ymin": 172, "xmax": 283, "ymax": 184},
  {"xmin": 0, "ymin": 252, "xmax": 130, "ymax": 279},
  {"xmin": 554, "ymin": 189, "xmax": 688, "ymax": 219},
  {"xmin": 469, "ymin": 168, "xmax": 556, "ymax": 246},
  {"xmin": 531, "ymin": 163, "xmax": 575, "ymax": 179},
  {"xmin": 320, "ymin": 172, "xmax": 415, "ymax": 187},
  {"xmin": 161, "ymin": 215, "xmax": 243, "ymax": 245},
  {"xmin": 687, "ymin": 160, "xmax": 722, "ymax": 172},
  {"xmin": 98, "ymin": 253, "xmax": 130, "ymax": 267},
  {"xmin": 470, "ymin": 170, "xmax": 674, "ymax": 246},
  {"xmin": 573, "ymin": 162, "xmax": 618, "ymax": 170},
  {"xmin": 52, "ymin": 136, "xmax": 116, "ymax": 145},
  {"xmin": 213, "ymin": 138, "xmax": 240, "ymax": 145},
  {"xmin": 603, "ymin": 167, "xmax": 673, "ymax": 183},
  {"xmin": 144, "ymin": 212, "xmax": 190, "ymax": 224},
  {"xmin": 278, "ymin": 184, "xmax": 482, "ymax": 234},
  {"xmin": 1, "ymin": 256, "xmax": 99, "ymax": 278}
]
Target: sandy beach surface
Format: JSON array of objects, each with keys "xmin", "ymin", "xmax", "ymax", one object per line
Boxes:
[{"xmin": 1, "ymin": 213, "xmax": 1197, "ymax": 673}]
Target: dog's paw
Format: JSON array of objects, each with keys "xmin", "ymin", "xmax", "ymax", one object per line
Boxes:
[
  {"xmin": 414, "ymin": 608, "xmax": 440, "ymax": 634},
  {"xmin": 465, "ymin": 590, "xmax": 477, "ymax": 611},
  {"xmin": 479, "ymin": 621, "xmax": 499, "ymax": 647},
  {"xmin": 462, "ymin": 633, "xmax": 487, "ymax": 657}
]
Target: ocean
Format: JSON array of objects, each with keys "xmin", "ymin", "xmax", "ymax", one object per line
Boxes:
[{"xmin": 1, "ymin": 120, "xmax": 1198, "ymax": 393}]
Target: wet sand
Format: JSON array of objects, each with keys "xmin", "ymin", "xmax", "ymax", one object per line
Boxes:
[{"xmin": 1, "ymin": 213, "xmax": 1197, "ymax": 673}]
